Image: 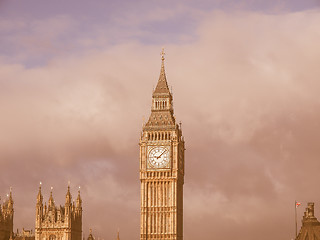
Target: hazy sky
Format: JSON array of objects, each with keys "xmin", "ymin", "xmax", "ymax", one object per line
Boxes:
[{"xmin": 1, "ymin": 1, "xmax": 320, "ymax": 239}]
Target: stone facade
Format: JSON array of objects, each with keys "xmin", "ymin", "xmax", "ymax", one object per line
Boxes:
[
  {"xmin": 35, "ymin": 185, "xmax": 82, "ymax": 240},
  {"xmin": 296, "ymin": 202, "xmax": 320, "ymax": 240},
  {"xmin": 14, "ymin": 229, "xmax": 35, "ymax": 240},
  {"xmin": 139, "ymin": 52, "xmax": 185, "ymax": 240},
  {"xmin": 0, "ymin": 191, "xmax": 14, "ymax": 240}
]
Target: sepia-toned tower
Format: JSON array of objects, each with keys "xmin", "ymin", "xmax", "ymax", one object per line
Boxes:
[
  {"xmin": 0, "ymin": 190, "xmax": 14, "ymax": 240},
  {"xmin": 35, "ymin": 184, "xmax": 82, "ymax": 240},
  {"xmin": 296, "ymin": 202, "xmax": 320, "ymax": 240},
  {"xmin": 139, "ymin": 51, "xmax": 185, "ymax": 240}
]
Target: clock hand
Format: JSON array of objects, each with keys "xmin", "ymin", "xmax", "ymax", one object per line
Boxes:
[{"xmin": 156, "ymin": 149, "xmax": 167, "ymax": 159}]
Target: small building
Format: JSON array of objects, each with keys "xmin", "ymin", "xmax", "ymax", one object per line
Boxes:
[
  {"xmin": 14, "ymin": 229, "xmax": 35, "ymax": 240},
  {"xmin": 296, "ymin": 202, "xmax": 320, "ymax": 240}
]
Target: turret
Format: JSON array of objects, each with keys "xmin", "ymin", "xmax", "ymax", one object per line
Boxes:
[
  {"xmin": 76, "ymin": 187, "xmax": 82, "ymax": 210},
  {"xmin": 66, "ymin": 184, "xmax": 72, "ymax": 205},
  {"xmin": 37, "ymin": 183, "xmax": 43, "ymax": 205},
  {"xmin": 296, "ymin": 202, "xmax": 320, "ymax": 240},
  {"xmin": 48, "ymin": 187, "xmax": 55, "ymax": 208},
  {"xmin": 2, "ymin": 188, "xmax": 14, "ymax": 239},
  {"xmin": 36, "ymin": 183, "xmax": 43, "ymax": 227},
  {"xmin": 7, "ymin": 188, "xmax": 14, "ymax": 213},
  {"xmin": 65, "ymin": 184, "xmax": 72, "ymax": 227}
]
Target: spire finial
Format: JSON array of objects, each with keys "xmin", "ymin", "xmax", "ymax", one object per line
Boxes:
[{"xmin": 161, "ymin": 48, "xmax": 165, "ymax": 62}]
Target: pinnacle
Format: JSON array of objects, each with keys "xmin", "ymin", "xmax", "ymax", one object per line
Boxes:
[{"xmin": 153, "ymin": 53, "xmax": 171, "ymax": 96}]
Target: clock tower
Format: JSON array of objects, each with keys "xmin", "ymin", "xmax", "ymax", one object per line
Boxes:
[{"xmin": 139, "ymin": 50, "xmax": 185, "ymax": 240}]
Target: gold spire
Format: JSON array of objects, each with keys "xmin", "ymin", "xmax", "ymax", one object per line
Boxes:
[{"xmin": 153, "ymin": 48, "xmax": 171, "ymax": 96}]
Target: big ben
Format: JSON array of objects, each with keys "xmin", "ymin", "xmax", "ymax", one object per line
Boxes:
[{"xmin": 139, "ymin": 50, "xmax": 185, "ymax": 240}]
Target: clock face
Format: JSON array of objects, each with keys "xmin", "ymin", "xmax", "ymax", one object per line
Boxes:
[{"xmin": 148, "ymin": 146, "xmax": 170, "ymax": 168}]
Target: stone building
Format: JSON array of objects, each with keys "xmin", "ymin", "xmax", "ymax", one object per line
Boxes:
[
  {"xmin": 296, "ymin": 202, "xmax": 320, "ymax": 240},
  {"xmin": 35, "ymin": 185, "xmax": 82, "ymax": 240},
  {"xmin": 14, "ymin": 229, "xmax": 35, "ymax": 240},
  {"xmin": 139, "ymin": 50, "xmax": 185, "ymax": 240},
  {"xmin": 0, "ymin": 191, "xmax": 14, "ymax": 240}
]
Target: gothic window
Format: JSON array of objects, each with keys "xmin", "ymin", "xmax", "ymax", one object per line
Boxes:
[{"xmin": 49, "ymin": 235, "xmax": 56, "ymax": 240}]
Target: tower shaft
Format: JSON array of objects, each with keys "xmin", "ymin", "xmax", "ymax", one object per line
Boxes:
[{"xmin": 140, "ymin": 51, "xmax": 185, "ymax": 240}]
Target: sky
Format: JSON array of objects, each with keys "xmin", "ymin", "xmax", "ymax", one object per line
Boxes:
[{"xmin": 1, "ymin": 0, "xmax": 320, "ymax": 239}]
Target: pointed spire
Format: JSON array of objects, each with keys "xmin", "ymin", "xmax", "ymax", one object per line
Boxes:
[
  {"xmin": 153, "ymin": 48, "xmax": 171, "ymax": 96},
  {"xmin": 48, "ymin": 187, "xmax": 54, "ymax": 207},
  {"xmin": 76, "ymin": 186, "xmax": 82, "ymax": 208},
  {"xmin": 66, "ymin": 183, "xmax": 72, "ymax": 204},
  {"xmin": 7, "ymin": 187, "xmax": 13, "ymax": 210},
  {"xmin": 144, "ymin": 49, "xmax": 176, "ymax": 128},
  {"xmin": 9, "ymin": 187, "xmax": 13, "ymax": 202},
  {"xmin": 37, "ymin": 182, "xmax": 43, "ymax": 204}
]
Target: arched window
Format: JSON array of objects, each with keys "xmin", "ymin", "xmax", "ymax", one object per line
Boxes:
[{"xmin": 49, "ymin": 235, "xmax": 56, "ymax": 240}]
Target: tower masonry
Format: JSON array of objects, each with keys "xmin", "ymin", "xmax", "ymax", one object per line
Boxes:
[{"xmin": 139, "ymin": 51, "xmax": 185, "ymax": 240}]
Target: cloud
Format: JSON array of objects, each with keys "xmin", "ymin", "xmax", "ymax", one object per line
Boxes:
[{"xmin": 1, "ymin": 8, "xmax": 320, "ymax": 240}]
